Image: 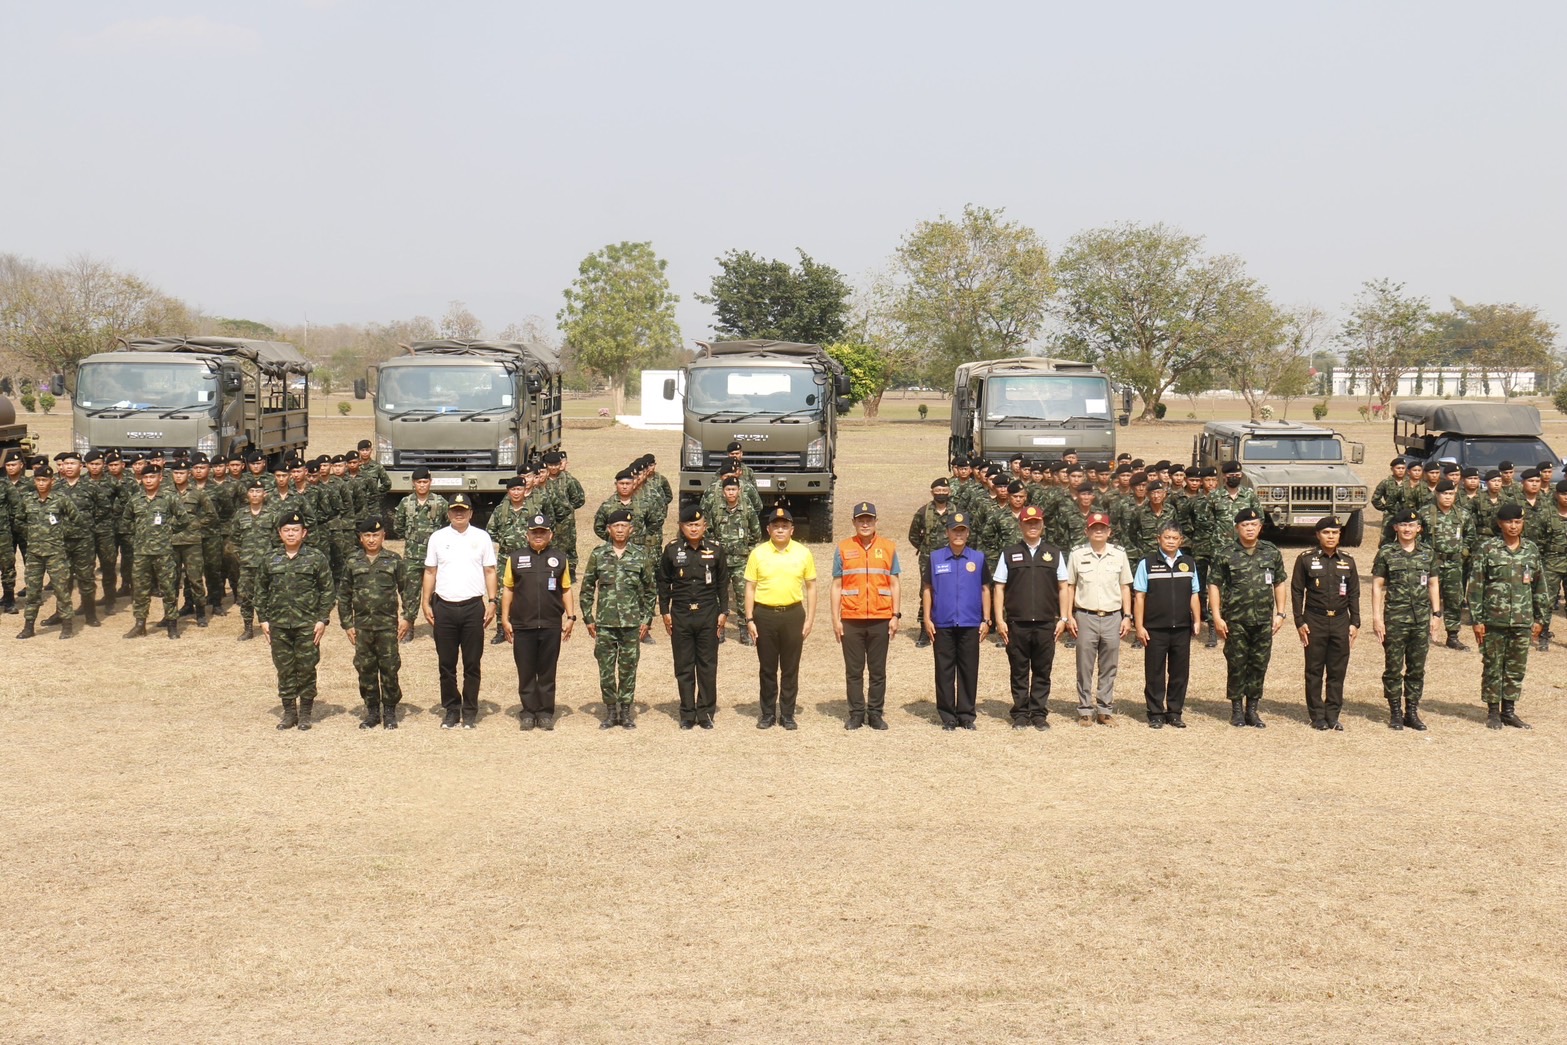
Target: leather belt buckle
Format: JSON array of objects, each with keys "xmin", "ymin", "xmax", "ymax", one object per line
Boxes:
[
  {"xmin": 1326, "ymin": 610, "xmax": 1337, "ymax": 617},
  {"xmin": 688, "ymin": 603, "xmax": 700, "ymax": 612}
]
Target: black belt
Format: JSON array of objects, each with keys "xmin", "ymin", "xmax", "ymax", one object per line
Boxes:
[
  {"xmin": 1075, "ymin": 609, "xmax": 1121, "ymax": 617},
  {"xmin": 673, "ymin": 602, "xmax": 716, "ymax": 613},
  {"xmin": 1306, "ymin": 608, "xmax": 1347, "ymax": 618},
  {"xmin": 1006, "ymin": 619, "xmax": 1057, "ymax": 626},
  {"xmin": 757, "ymin": 603, "xmax": 802, "ymax": 612},
  {"xmin": 434, "ymin": 595, "xmax": 484, "ymax": 606}
]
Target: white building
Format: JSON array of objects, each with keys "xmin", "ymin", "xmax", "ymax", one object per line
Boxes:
[{"xmin": 1329, "ymin": 368, "xmax": 1536, "ymax": 399}]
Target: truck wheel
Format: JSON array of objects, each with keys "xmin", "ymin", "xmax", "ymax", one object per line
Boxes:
[
  {"xmin": 803, "ymin": 496, "xmax": 833, "ymax": 543},
  {"xmin": 1341, "ymin": 509, "xmax": 1365, "ymax": 548}
]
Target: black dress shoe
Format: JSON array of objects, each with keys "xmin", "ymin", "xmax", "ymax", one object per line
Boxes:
[
  {"xmin": 699, "ymin": 716, "xmax": 714, "ymax": 729},
  {"xmin": 1312, "ymin": 721, "xmax": 1330, "ymax": 731},
  {"xmin": 941, "ymin": 723, "xmax": 957, "ymax": 731},
  {"xmin": 959, "ymin": 721, "xmax": 976, "ymax": 730},
  {"xmin": 519, "ymin": 714, "xmax": 536, "ymax": 731},
  {"xmin": 1147, "ymin": 718, "xmax": 1164, "ymax": 729},
  {"xmin": 1331, "ymin": 722, "xmax": 1344, "ymax": 731},
  {"xmin": 537, "ymin": 714, "xmax": 554, "ymax": 731},
  {"xmin": 867, "ymin": 715, "xmax": 888, "ymax": 730},
  {"xmin": 680, "ymin": 721, "xmax": 695, "ymax": 730},
  {"xmin": 757, "ymin": 715, "xmax": 776, "ymax": 729},
  {"xmin": 845, "ymin": 714, "xmax": 864, "ymax": 730},
  {"xmin": 780, "ymin": 717, "xmax": 798, "ymax": 731},
  {"xmin": 1011, "ymin": 720, "xmax": 1030, "ymax": 730},
  {"xmin": 1166, "ymin": 715, "xmax": 1186, "ymax": 729},
  {"xmin": 1032, "ymin": 718, "xmax": 1050, "ymax": 730},
  {"xmin": 441, "ymin": 710, "xmax": 460, "ymax": 729},
  {"xmin": 914, "ymin": 634, "xmax": 930, "ymax": 649}
]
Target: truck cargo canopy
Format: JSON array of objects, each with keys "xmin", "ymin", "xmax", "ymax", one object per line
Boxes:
[
  {"xmin": 694, "ymin": 340, "xmax": 825, "ymax": 359},
  {"xmin": 122, "ymin": 336, "xmax": 313, "ymax": 376},
  {"xmin": 1394, "ymin": 400, "xmax": 1542, "ymax": 436},
  {"xmin": 404, "ymin": 340, "xmax": 560, "ymax": 372}
]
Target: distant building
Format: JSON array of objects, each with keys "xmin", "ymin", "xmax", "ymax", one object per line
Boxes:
[{"xmin": 1330, "ymin": 368, "xmax": 1536, "ymax": 399}]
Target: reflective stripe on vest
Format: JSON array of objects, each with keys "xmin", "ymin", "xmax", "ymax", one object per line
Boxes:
[{"xmin": 838, "ymin": 536, "xmax": 896, "ymax": 619}]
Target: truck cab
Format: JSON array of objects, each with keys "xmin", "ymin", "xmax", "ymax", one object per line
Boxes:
[
  {"xmin": 948, "ymin": 357, "xmax": 1130, "ymax": 468},
  {"xmin": 1393, "ymin": 400, "xmax": 1558, "ymax": 472},
  {"xmin": 1195, "ymin": 420, "xmax": 1369, "ymax": 545}
]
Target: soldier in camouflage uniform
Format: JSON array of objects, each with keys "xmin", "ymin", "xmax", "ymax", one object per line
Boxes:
[
  {"xmin": 390, "ymin": 468, "xmax": 448, "ymax": 641},
  {"xmin": 1049, "ymin": 484, "xmax": 1099, "ymax": 555},
  {"xmin": 1418, "ymin": 480, "xmax": 1476, "ymax": 650},
  {"xmin": 710, "ymin": 476, "xmax": 761, "ymax": 644},
  {"xmin": 2, "ymin": 452, "xmax": 28, "ymax": 612},
  {"xmin": 486, "ymin": 472, "xmax": 553, "ymax": 643},
  {"xmin": 950, "ymin": 456, "xmax": 986, "ymax": 516},
  {"xmin": 1533, "ymin": 479, "xmax": 1567, "ymax": 651},
  {"xmin": 542, "ymin": 450, "xmax": 585, "ymax": 574},
  {"xmin": 979, "ymin": 483, "xmax": 1027, "ymax": 563},
  {"xmin": 257, "ymin": 509, "xmax": 335, "ymax": 731},
  {"xmin": 580, "ymin": 508, "xmax": 656, "ymax": 728},
  {"xmin": 192, "ymin": 456, "xmax": 231, "ymax": 614},
  {"xmin": 0, "ymin": 463, "xmax": 12, "ymax": 614},
  {"xmin": 1468, "ymin": 502, "xmax": 1548, "ymax": 730},
  {"xmin": 120, "ymin": 465, "xmax": 191, "ymax": 638},
  {"xmin": 231, "ymin": 480, "xmax": 278, "ymax": 640},
  {"xmin": 325, "ymin": 455, "xmax": 359, "ymax": 599},
  {"xmin": 593, "ymin": 469, "xmax": 657, "ymax": 545},
  {"xmin": 84, "ymin": 451, "xmax": 124, "ymax": 614},
  {"xmin": 1208, "ymin": 506, "xmax": 1288, "ymax": 728},
  {"xmin": 14, "ymin": 463, "xmax": 82, "ymax": 639},
  {"xmin": 51, "ymin": 452, "xmax": 104, "ymax": 629},
  {"xmin": 339, "ymin": 516, "xmax": 410, "ymax": 729},
  {"xmin": 1129, "ymin": 480, "xmax": 1177, "ymax": 565},
  {"xmin": 167, "ymin": 460, "xmax": 214, "ymax": 626},
  {"xmin": 701, "ymin": 461, "xmax": 763, "ymax": 519},
  {"xmin": 1371, "ymin": 509, "xmax": 1443, "ymax": 731},
  {"xmin": 907, "ymin": 477, "xmax": 956, "ymax": 648}
]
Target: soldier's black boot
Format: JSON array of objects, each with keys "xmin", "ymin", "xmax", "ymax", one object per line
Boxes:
[
  {"xmin": 1537, "ymin": 631, "xmax": 1550, "ymax": 653},
  {"xmin": 621, "ymin": 702, "xmax": 637, "ymax": 729},
  {"xmin": 1388, "ymin": 699, "xmax": 1404, "ymax": 730},
  {"xmin": 1244, "ymin": 699, "xmax": 1266, "ymax": 728},
  {"xmin": 383, "ymin": 704, "xmax": 399, "ymax": 729},
  {"xmin": 124, "ymin": 620, "xmax": 147, "ymax": 639},
  {"xmin": 238, "ymin": 623, "xmax": 254, "ymax": 641},
  {"xmin": 1403, "ymin": 700, "xmax": 1427, "ymax": 731},
  {"xmin": 1229, "ymin": 699, "xmax": 1245, "ymax": 727},
  {"xmin": 0, "ymin": 583, "xmax": 15, "ymax": 613},
  {"xmin": 208, "ymin": 595, "xmax": 226, "ymax": 617},
  {"xmin": 179, "ymin": 598, "xmax": 196, "ymax": 618},
  {"xmin": 360, "ymin": 702, "xmax": 382, "ymax": 729},
  {"xmin": 82, "ymin": 592, "xmax": 98, "ymax": 627},
  {"xmin": 16, "ymin": 621, "xmax": 36, "ymax": 640},
  {"xmin": 59, "ymin": 620, "xmax": 73, "ymax": 640},
  {"xmin": 277, "ymin": 700, "xmax": 298, "ymax": 730},
  {"xmin": 1486, "ymin": 703, "xmax": 1502, "ymax": 730},
  {"xmin": 1500, "ymin": 700, "xmax": 1531, "ymax": 729},
  {"xmin": 99, "ymin": 593, "xmax": 114, "ymax": 617},
  {"xmin": 1204, "ymin": 622, "xmax": 1218, "ymax": 648},
  {"xmin": 297, "ymin": 698, "xmax": 314, "ymax": 731},
  {"xmin": 490, "ymin": 622, "xmax": 507, "ymax": 645},
  {"xmin": 166, "ymin": 619, "xmax": 180, "ymax": 639},
  {"xmin": 600, "ymin": 704, "xmax": 619, "ymax": 730},
  {"xmin": 41, "ymin": 611, "xmax": 62, "ymax": 626},
  {"xmin": 1445, "ymin": 632, "xmax": 1469, "ymax": 651},
  {"xmin": 195, "ymin": 606, "xmax": 208, "ymax": 628}
]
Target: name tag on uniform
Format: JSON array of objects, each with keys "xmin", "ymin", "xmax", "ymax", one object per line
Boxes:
[
  {"xmin": 934, "ymin": 562, "xmax": 953, "ymax": 575},
  {"xmin": 1338, "ymin": 578, "xmax": 1347, "ymax": 596},
  {"xmin": 153, "ymin": 514, "xmax": 163, "ymax": 525},
  {"xmin": 547, "ymin": 577, "xmax": 557, "ymax": 590},
  {"xmin": 520, "ymin": 556, "xmax": 531, "ymax": 566},
  {"xmin": 48, "ymin": 515, "xmax": 58, "ymax": 525},
  {"xmin": 1419, "ymin": 573, "xmax": 1428, "ymax": 585},
  {"xmin": 1264, "ymin": 571, "xmax": 1273, "ymax": 584},
  {"xmin": 1010, "ymin": 553, "xmax": 1023, "ymax": 561}
]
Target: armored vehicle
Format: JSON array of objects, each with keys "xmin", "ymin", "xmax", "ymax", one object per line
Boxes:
[
  {"xmin": 948, "ymin": 357, "xmax": 1130, "ymax": 468},
  {"xmin": 1195, "ymin": 420, "xmax": 1370, "ymax": 545},
  {"xmin": 1393, "ymin": 400, "xmax": 1558, "ymax": 472}
]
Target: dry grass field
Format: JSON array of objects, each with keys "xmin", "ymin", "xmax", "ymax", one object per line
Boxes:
[{"xmin": 4, "ymin": 401, "xmax": 1566, "ymax": 1043}]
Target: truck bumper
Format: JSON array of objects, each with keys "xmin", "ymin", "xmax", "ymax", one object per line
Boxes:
[
  {"xmin": 678, "ymin": 469, "xmax": 833, "ymax": 499},
  {"xmin": 386, "ymin": 469, "xmax": 513, "ymax": 498}
]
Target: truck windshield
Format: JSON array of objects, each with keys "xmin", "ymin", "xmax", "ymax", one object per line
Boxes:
[
  {"xmin": 1242, "ymin": 438, "xmax": 1343, "ymax": 462},
  {"xmin": 686, "ymin": 367, "xmax": 820, "ymax": 415},
  {"xmin": 377, "ymin": 365, "xmax": 514, "ymax": 413},
  {"xmin": 1452, "ymin": 438, "xmax": 1558, "ymax": 471},
  {"xmin": 984, "ymin": 375, "xmax": 1110, "ymax": 421},
  {"xmin": 75, "ymin": 362, "xmax": 217, "ymax": 410}
]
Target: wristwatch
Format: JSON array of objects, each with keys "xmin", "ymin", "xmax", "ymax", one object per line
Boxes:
[
  {"xmin": 893, "ymin": 613, "xmax": 902, "ymax": 619},
  {"xmin": 567, "ymin": 615, "xmax": 578, "ymax": 621}
]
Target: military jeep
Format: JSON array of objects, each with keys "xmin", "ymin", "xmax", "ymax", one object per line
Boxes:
[{"xmin": 1194, "ymin": 421, "xmax": 1370, "ymax": 546}]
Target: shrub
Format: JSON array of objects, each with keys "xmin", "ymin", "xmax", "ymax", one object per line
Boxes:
[
  {"xmin": 1358, "ymin": 405, "xmax": 1371, "ymax": 421},
  {"xmin": 917, "ymin": 404, "xmax": 928, "ymax": 420},
  {"xmin": 1154, "ymin": 402, "xmax": 1167, "ymax": 420},
  {"xmin": 337, "ymin": 401, "xmax": 352, "ymax": 416},
  {"xmin": 19, "ymin": 391, "xmax": 36, "ymax": 412},
  {"xmin": 39, "ymin": 392, "xmax": 55, "ymax": 414},
  {"xmin": 1553, "ymin": 384, "xmax": 1567, "ymax": 418},
  {"xmin": 1312, "ymin": 400, "xmax": 1329, "ymax": 421}
]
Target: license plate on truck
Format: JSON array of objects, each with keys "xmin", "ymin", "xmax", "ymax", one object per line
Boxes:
[{"xmin": 431, "ymin": 477, "xmax": 463, "ymax": 488}]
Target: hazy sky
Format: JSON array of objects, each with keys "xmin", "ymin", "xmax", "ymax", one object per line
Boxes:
[{"xmin": 4, "ymin": 1, "xmax": 1564, "ymax": 344}]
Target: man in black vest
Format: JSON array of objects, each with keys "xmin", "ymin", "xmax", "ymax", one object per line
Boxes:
[
  {"xmin": 993, "ymin": 506, "xmax": 1067, "ymax": 730},
  {"xmin": 500, "ymin": 513, "xmax": 577, "ymax": 731},
  {"xmin": 1133, "ymin": 522, "xmax": 1202, "ymax": 728},
  {"xmin": 657, "ymin": 503, "xmax": 729, "ymax": 730}
]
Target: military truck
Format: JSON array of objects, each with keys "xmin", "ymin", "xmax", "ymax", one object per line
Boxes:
[
  {"xmin": 72, "ymin": 336, "xmax": 311, "ymax": 463},
  {"xmin": 1393, "ymin": 400, "xmax": 1558, "ymax": 472},
  {"xmin": 360, "ymin": 339, "xmax": 563, "ymax": 519},
  {"xmin": 948, "ymin": 357, "xmax": 1131, "ymax": 468},
  {"xmin": 662, "ymin": 340, "xmax": 850, "ymax": 541},
  {"xmin": 1194, "ymin": 420, "xmax": 1370, "ymax": 546}
]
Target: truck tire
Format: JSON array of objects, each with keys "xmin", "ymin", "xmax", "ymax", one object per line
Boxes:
[
  {"xmin": 803, "ymin": 496, "xmax": 833, "ymax": 543},
  {"xmin": 1341, "ymin": 509, "xmax": 1365, "ymax": 548}
]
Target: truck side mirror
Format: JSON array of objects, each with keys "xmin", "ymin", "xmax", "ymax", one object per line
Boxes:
[
  {"xmin": 527, "ymin": 377, "xmax": 541, "ymax": 395},
  {"xmin": 353, "ymin": 378, "xmax": 367, "ymax": 400},
  {"xmin": 224, "ymin": 372, "xmax": 243, "ymax": 394},
  {"xmin": 1350, "ymin": 442, "xmax": 1364, "ymax": 465},
  {"xmin": 1121, "ymin": 388, "xmax": 1134, "ymax": 413},
  {"xmin": 662, "ymin": 378, "xmax": 676, "ymax": 400},
  {"xmin": 836, "ymin": 397, "xmax": 850, "ymax": 415},
  {"xmin": 1118, "ymin": 414, "xmax": 1129, "ymax": 427},
  {"xmin": 50, "ymin": 374, "xmax": 66, "ymax": 397},
  {"xmin": 834, "ymin": 374, "xmax": 851, "ymax": 397}
]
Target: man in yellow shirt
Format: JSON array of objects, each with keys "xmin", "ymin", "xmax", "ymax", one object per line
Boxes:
[{"xmin": 744, "ymin": 506, "xmax": 817, "ymax": 730}]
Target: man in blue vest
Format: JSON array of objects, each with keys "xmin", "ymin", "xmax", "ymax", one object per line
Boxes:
[{"xmin": 921, "ymin": 512, "xmax": 991, "ymax": 730}]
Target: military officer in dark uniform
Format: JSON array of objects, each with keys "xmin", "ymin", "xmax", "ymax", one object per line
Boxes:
[
  {"xmin": 1291, "ymin": 516, "xmax": 1361, "ymax": 730},
  {"xmin": 500, "ymin": 513, "xmax": 576, "ymax": 731},
  {"xmin": 657, "ymin": 503, "xmax": 729, "ymax": 729}
]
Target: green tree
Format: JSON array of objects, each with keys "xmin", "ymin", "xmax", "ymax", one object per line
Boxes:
[
  {"xmin": 890, "ymin": 205, "xmax": 1053, "ymax": 391},
  {"xmin": 206, "ymin": 317, "xmax": 278, "ymax": 339},
  {"xmin": 696, "ymin": 249, "xmax": 851, "ymax": 343},
  {"xmin": 557, "ymin": 241, "xmax": 681, "ymax": 416},
  {"xmin": 1335, "ymin": 279, "xmax": 1433, "ymax": 410},
  {"xmin": 1052, "ymin": 223, "xmax": 1261, "ymax": 421},
  {"xmin": 1215, "ymin": 302, "xmax": 1325, "ymax": 422},
  {"xmin": 823, "ymin": 341, "xmax": 890, "ymax": 416},
  {"xmin": 1431, "ymin": 298, "xmax": 1557, "ymax": 398}
]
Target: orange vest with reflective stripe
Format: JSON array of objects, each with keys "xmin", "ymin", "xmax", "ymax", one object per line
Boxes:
[{"xmin": 837, "ymin": 535, "xmax": 897, "ymax": 619}]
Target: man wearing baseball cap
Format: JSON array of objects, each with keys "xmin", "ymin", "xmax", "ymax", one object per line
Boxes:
[
  {"xmin": 501, "ymin": 513, "xmax": 576, "ymax": 731},
  {"xmin": 421, "ymin": 491, "xmax": 497, "ymax": 729},
  {"xmin": 993, "ymin": 505, "xmax": 1066, "ymax": 729},
  {"xmin": 831, "ymin": 501, "xmax": 901, "ymax": 730},
  {"xmin": 922, "ymin": 511, "xmax": 990, "ymax": 729},
  {"xmin": 1063, "ymin": 510, "xmax": 1133, "ymax": 726},
  {"xmin": 744, "ymin": 506, "xmax": 816, "ymax": 730}
]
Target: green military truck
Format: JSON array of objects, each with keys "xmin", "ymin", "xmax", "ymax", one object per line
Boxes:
[
  {"xmin": 72, "ymin": 336, "xmax": 311, "ymax": 463},
  {"xmin": 1194, "ymin": 420, "xmax": 1370, "ymax": 545},
  {"xmin": 360, "ymin": 339, "xmax": 563, "ymax": 520},
  {"xmin": 1393, "ymin": 400, "xmax": 1558, "ymax": 472},
  {"xmin": 663, "ymin": 340, "xmax": 850, "ymax": 541},
  {"xmin": 948, "ymin": 356, "xmax": 1131, "ymax": 468}
]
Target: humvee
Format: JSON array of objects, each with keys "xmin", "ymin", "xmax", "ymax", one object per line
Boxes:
[{"xmin": 1194, "ymin": 420, "xmax": 1370, "ymax": 546}]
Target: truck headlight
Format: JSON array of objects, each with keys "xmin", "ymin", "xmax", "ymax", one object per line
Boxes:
[
  {"xmin": 683, "ymin": 435, "xmax": 704, "ymax": 470},
  {"xmin": 196, "ymin": 433, "xmax": 218, "ymax": 455},
  {"xmin": 74, "ymin": 432, "xmax": 92, "ymax": 454},
  {"xmin": 377, "ymin": 435, "xmax": 394, "ymax": 466},
  {"xmin": 1335, "ymin": 487, "xmax": 1349, "ymax": 500},
  {"xmin": 497, "ymin": 435, "xmax": 517, "ymax": 468},
  {"xmin": 806, "ymin": 436, "xmax": 826, "ymax": 470},
  {"xmin": 1270, "ymin": 486, "xmax": 1288, "ymax": 501}
]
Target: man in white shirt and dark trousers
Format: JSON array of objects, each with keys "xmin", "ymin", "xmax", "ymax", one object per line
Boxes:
[
  {"xmin": 993, "ymin": 506, "xmax": 1067, "ymax": 730},
  {"xmin": 1063, "ymin": 512, "xmax": 1134, "ymax": 726},
  {"xmin": 421, "ymin": 491, "xmax": 497, "ymax": 729},
  {"xmin": 1133, "ymin": 522, "xmax": 1202, "ymax": 728}
]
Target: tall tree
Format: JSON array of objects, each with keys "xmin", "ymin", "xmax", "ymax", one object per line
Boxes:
[
  {"xmin": 1214, "ymin": 302, "xmax": 1327, "ymax": 421},
  {"xmin": 439, "ymin": 300, "xmax": 484, "ymax": 340},
  {"xmin": 1052, "ymin": 223, "xmax": 1262, "ymax": 421},
  {"xmin": 557, "ymin": 241, "xmax": 681, "ymax": 415},
  {"xmin": 890, "ymin": 204, "xmax": 1053, "ymax": 391},
  {"xmin": 1335, "ymin": 279, "xmax": 1433, "ymax": 410},
  {"xmin": 696, "ymin": 249, "xmax": 851, "ymax": 344},
  {"xmin": 1432, "ymin": 298, "xmax": 1558, "ymax": 397}
]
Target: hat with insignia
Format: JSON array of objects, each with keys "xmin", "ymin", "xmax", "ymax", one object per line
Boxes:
[
  {"xmin": 1499, "ymin": 460, "xmax": 1515, "ymax": 471},
  {"xmin": 1557, "ymin": 480, "xmax": 1567, "ymax": 495},
  {"xmin": 357, "ymin": 517, "xmax": 385, "ymax": 534},
  {"xmin": 1086, "ymin": 511, "xmax": 1111, "ymax": 529},
  {"xmin": 542, "ymin": 450, "xmax": 563, "ymax": 465},
  {"xmin": 615, "ymin": 469, "xmax": 634, "ymax": 482},
  {"xmin": 1461, "ymin": 467, "xmax": 1478, "ymax": 479},
  {"xmin": 277, "ymin": 510, "xmax": 305, "ymax": 527},
  {"xmin": 1019, "ymin": 506, "xmax": 1044, "ymax": 523},
  {"xmin": 721, "ymin": 476, "xmax": 739, "ymax": 488},
  {"xmin": 1392, "ymin": 508, "xmax": 1419, "ymax": 525},
  {"xmin": 768, "ymin": 507, "xmax": 794, "ymax": 525},
  {"xmin": 1234, "ymin": 507, "xmax": 1261, "ymax": 524},
  {"xmin": 1435, "ymin": 479, "xmax": 1456, "ymax": 493},
  {"xmin": 448, "ymin": 492, "xmax": 473, "ymax": 511},
  {"xmin": 1522, "ymin": 468, "xmax": 1540, "ymax": 481},
  {"xmin": 852, "ymin": 501, "xmax": 877, "ymax": 518},
  {"xmin": 1484, "ymin": 469, "xmax": 1501, "ymax": 482},
  {"xmin": 1496, "ymin": 503, "xmax": 1524, "ymax": 520},
  {"xmin": 1006, "ymin": 480, "xmax": 1024, "ymax": 494},
  {"xmin": 504, "ymin": 475, "xmax": 526, "ymax": 489},
  {"xmin": 679, "ymin": 504, "xmax": 705, "ymax": 524},
  {"xmin": 1076, "ymin": 482, "xmax": 1096, "ymax": 494},
  {"xmin": 527, "ymin": 513, "xmax": 553, "ymax": 530},
  {"xmin": 931, "ymin": 477, "xmax": 950, "ymax": 489},
  {"xmin": 1315, "ymin": 516, "xmax": 1341, "ymax": 531},
  {"xmin": 82, "ymin": 450, "xmax": 103, "ymax": 463},
  {"xmin": 357, "ymin": 439, "xmax": 374, "ymax": 450},
  {"xmin": 945, "ymin": 512, "xmax": 970, "ymax": 530},
  {"xmin": 32, "ymin": 462, "xmax": 53, "ymax": 477},
  {"xmin": 170, "ymin": 458, "xmax": 190, "ymax": 471},
  {"xmin": 1146, "ymin": 480, "xmax": 1165, "ymax": 492},
  {"xmin": 411, "ymin": 467, "xmax": 432, "ymax": 481},
  {"xmin": 245, "ymin": 478, "xmax": 267, "ymax": 490},
  {"xmin": 607, "ymin": 507, "xmax": 634, "ymax": 525},
  {"xmin": 244, "ymin": 450, "xmax": 265, "ymax": 463},
  {"xmin": 1221, "ymin": 461, "xmax": 1243, "ymax": 474}
]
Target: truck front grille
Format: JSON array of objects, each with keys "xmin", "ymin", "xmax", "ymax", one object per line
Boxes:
[
  {"xmin": 704, "ymin": 450, "xmax": 804, "ymax": 471},
  {"xmin": 396, "ymin": 450, "xmax": 496, "ymax": 469},
  {"xmin": 1292, "ymin": 485, "xmax": 1332, "ymax": 504}
]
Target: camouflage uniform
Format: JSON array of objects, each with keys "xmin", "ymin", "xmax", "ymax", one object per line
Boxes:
[
  {"xmin": 170, "ymin": 483, "xmax": 215, "ymax": 617},
  {"xmin": 907, "ymin": 498, "xmax": 955, "ymax": 632},
  {"xmin": 544, "ymin": 471, "xmax": 586, "ymax": 573},
  {"xmin": 1209, "ymin": 539, "xmax": 1285, "ymax": 719},
  {"xmin": 711, "ymin": 499, "xmax": 761, "ymax": 635},
  {"xmin": 325, "ymin": 476, "xmax": 358, "ymax": 595},
  {"xmin": 121, "ymin": 487, "xmax": 190, "ymax": 627},
  {"xmin": 88, "ymin": 472, "xmax": 124, "ymax": 608},
  {"xmin": 16, "ymin": 490, "xmax": 81, "ymax": 630},
  {"xmin": 979, "ymin": 508, "xmax": 1023, "ymax": 565},
  {"xmin": 231, "ymin": 501, "xmax": 277, "ymax": 630},
  {"xmin": 593, "ymin": 496, "xmax": 654, "ymax": 545},
  {"xmin": 391, "ymin": 493, "xmax": 448, "ymax": 623},
  {"xmin": 338, "ymin": 547, "xmax": 408, "ymax": 721},
  {"xmin": 1208, "ymin": 487, "xmax": 1264, "ymax": 538},
  {"xmin": 197, "ymin": 479, "xmax": 233, "ymax": 610},
  {"xmin": 1049, "ymin": 508, "xmax": 1090, "ymax": 554},
  {"xmin": 580, "ymin": 541, "xmax": 656, "ymax": 712},
  {"xmin": 1418, "ymin": 503, "xmax": 1475, "ymax": 639},
  {"xmin": 0, "ymin": 484, "xmax": 13, "ymax": 612},
  {"xmin": 1129, "ymin": 501, "xmax": 1177, "ymax": 564},
  {"xmin": 1533, "ymin": 508, "xmax": 1567, "ymax": 643},
  {"xmin": 256, "ymin": 545, "xmax": 335, "ymax": 726},
  {"xmin": 1372, "ymin": 540, "xmax": 1435, "ymax": 721},
  {"xmin": 1467, "ymin": 536, "xmax": 1548, "ymax": 710},
  {"xmin": 54, "ymin": 477, "xmax": 104, "ymax": 622}
]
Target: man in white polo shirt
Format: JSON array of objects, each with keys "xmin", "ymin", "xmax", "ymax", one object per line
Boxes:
[{"xmin": 421, "ymin": 491, "xmax": 497, "ymax": 729}]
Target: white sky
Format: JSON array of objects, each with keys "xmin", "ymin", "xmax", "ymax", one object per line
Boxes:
[{"xmin": 4, "ymin": 1, "xmax": 1563, "ymax": 343}]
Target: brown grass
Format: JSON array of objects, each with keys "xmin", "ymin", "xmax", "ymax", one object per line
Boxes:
[{"xmin": 3, "ymin": 408, "xmax": 1565, "ymax": 1043}]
